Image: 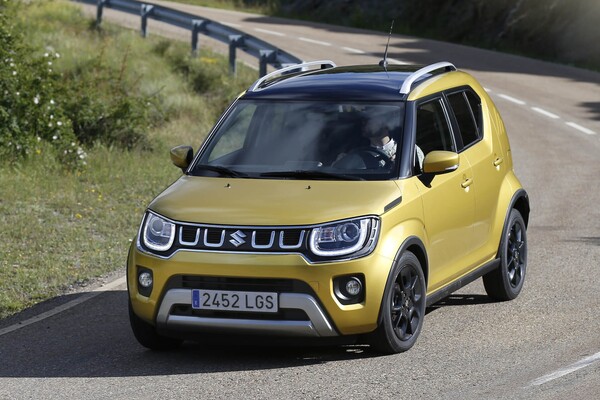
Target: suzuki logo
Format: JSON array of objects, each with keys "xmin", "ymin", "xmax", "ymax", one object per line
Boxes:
[{"xmin": 229, "ymin": 230, "xmax": 247, "ymax": 247}]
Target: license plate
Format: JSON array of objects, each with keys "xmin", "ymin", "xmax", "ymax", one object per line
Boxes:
[{"xmin": 191, "ymin": 289, "xmax": 278, "ymax": 313}]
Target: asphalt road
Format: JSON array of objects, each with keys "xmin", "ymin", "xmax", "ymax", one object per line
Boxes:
[{"xmin": 1, "ymin": 2, "xmax": 599, "ymax": 399}]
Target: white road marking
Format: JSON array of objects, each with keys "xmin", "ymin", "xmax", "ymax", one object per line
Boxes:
[
  {"xmin": 531, "ymin": 107, "xmax": 560, "ymax": 119},
  {"xmin": 220, "ymin": 21, "xmax": 241, "ymax": 28},
  {"xmin": 489, "ymin": 89, "xmax": 596, "ymax": 136},
  {"xmin": 298, "ymin": 37, "xmax": 331, "ymax": 46},
  {"xmin": 254, "ymin": 28, "xmax": 285, "ymax": 37},
  {"xmin": 342, "ymin": 46, "xmax": 365, "ymax": 54},
  {"xmin": 566, "ymin": 121, "xmax": 597, "ymax": 135},
  {"xmin": 498, "ymin": 94, "xmax": 526, "ymax": 105},
  {"xmin": 387, "ymin": 58, "xmax": 407, "ymax": 65},
  {"xmin": 528, "ymin": 351, "xmax": 600, "ymax": 386},
  {"xmin": 0, "ymin": 275, "xmax": 127, "ymax": 337}
]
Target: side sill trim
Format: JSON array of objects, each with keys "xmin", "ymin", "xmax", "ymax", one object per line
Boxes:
[{"xmin": 426, "ymin": 258, "xmax": 500, "ymax": 307}]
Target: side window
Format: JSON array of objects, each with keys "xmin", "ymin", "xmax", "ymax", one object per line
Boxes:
[
  {"xmin": 415, "ymin": 98, "xmax": 455, "ymax": 156},
  {"xmin": 447, "ymin": 91, "xmax": 480, "ymax": 148},
  {"xmin": 465, "ymin": 90, "xmax": 482, "ymax": 133}
]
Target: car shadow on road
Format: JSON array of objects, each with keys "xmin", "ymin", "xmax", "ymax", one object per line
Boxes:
[
  {"xmin": 0, "ymin": 290, "xmax": 379, "ymax": 378},
  {"xmin": 426, "ymin": 294, "xmax": 494, "ymax": 315}
]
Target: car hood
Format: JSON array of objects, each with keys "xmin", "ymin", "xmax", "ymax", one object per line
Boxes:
[{"xmin": 148, "ymin": 176, "xmax": 402, "ymax": 225}]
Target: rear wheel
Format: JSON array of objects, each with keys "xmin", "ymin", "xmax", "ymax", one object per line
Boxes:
[
  {"xmin": 369, "ymin": 251, "xmax": 426, "ymax": 354},
  {"xmin": 483, "ymin": 209, "xmax": 527, "ymax": 301},
  {"xmin": 128, "ymin": 299, "xmax": 182, "ymax": 350}
]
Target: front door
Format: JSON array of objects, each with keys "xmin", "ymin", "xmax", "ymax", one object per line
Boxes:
[{"xmin": 413, "ymin": 98, "xmax": 476, "ymax": 293}]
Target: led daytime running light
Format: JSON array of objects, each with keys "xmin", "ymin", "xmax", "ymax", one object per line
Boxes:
[
  {"xmin": 143, "ymin": 212, "xmax": 176, "ymax": 252},
  {"xmin": 310, "ymin": 218, "xmax": 372, "ymax": 257}
]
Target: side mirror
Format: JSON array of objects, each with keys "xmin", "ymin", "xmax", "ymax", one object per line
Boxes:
[
  {"xmin": 170, "ymin": 145, "xmax": 193, "ymax": 171},
  {"xmin": 422, "ymin": 150, "xmax": 459, "ymax": 174}
]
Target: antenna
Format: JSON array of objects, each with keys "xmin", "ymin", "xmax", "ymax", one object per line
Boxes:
[{"xmin": 379, "ymin": 20, "xmax": 395, "ymax": 69}]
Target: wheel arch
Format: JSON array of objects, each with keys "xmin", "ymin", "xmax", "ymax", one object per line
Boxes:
[
  {"xmin": 374, "ymin": 236, "xmax": 429, "ymax": 326},
  {"xmin": 395, "ymin": 236, "xmax": 429, "ymax": 288},
  {"xmin": 511, "ymin": 189, "xmax": 530, "ymax": 228},
  {"xmin": 496, "ymin": 189, "xmax": 529, "ymax": 259}
]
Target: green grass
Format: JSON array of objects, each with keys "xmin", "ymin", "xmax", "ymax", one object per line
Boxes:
[
  {"xmin": 0, "ymin": 0, "xmax": 255, "ymax": 319},
  {"xmin": 0, "ymin": 145, "xmax": 179, "ymax": 316},
  {"xmin": 163, "ymin": 0, "xmax": 273, "ymax": 14}
]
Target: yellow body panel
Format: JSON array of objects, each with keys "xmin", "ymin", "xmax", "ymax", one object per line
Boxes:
[{"xmin": 149, "ymin": 177, "xmax": 402, "ymax": 225}]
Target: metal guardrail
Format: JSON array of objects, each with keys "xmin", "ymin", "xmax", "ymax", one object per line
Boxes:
[{"xmin": 75, "ymin": 0, "xmax": 302, "ymax": 76}]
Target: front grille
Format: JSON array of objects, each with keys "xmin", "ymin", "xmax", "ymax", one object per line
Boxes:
[
  {"xmin": 180, "ymin": 226, "xmax": 197, "ymax": 243},
  {"xmin": 165, "ymin": 276, "xmax": 314, "ymax": 295},
  {"xmin": 175, "ymin": 224, "xmax": 307, "ymax": 253},
  {"xmin": 138, "ymin": 212, "xmax": 380, "ymax": 263},
  {"xmin": 171, "ymin": 305, "xmax": 309, "ymax": 321}
]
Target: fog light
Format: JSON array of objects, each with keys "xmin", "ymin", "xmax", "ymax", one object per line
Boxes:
[
  {"xmin": 138, "ymin": 271, "xmax": 153, "ymax": 288},
  {"xmin": 333, "ymin": 275, "xmax": 365, "ymax": 305},
  {"xmin": 346, "ymin": 278, "xmax": 362, "ymax": 296}
]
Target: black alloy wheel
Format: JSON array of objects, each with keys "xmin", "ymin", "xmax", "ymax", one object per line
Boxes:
[
  {"xmin": 369, "ymin": 251, "xmax": 426, "ymax": 354},
  {"xmin": 483, "ymin": 208, "xmax": 527, "ymax": 300}
]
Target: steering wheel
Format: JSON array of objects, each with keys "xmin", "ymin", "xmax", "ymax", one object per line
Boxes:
[{"xmin": 342, "ymin": 147, "xmax": 394, "ymax": 169}]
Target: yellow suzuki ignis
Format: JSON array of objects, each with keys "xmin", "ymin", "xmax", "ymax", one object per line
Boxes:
[{"xmin": 128, "ymin": 61, "xmax": 529, "ymax": 353}]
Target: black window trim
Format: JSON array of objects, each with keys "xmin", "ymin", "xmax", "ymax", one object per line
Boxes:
[
  {"xmin": 406, "ymin": 94, "xmax": 459, "ymax": 177},
  {"xmin": 442, "ymin": 86, "xmax": 483, "ymax": 153}
]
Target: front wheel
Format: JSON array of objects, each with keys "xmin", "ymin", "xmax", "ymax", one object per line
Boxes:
[
  {"xmin": 368, "ymin": 251, "xmax": 426, "ymax": 354},
  {"xmin": 483, "ymin": 208, "xmax": 527, "ymax": 301}
]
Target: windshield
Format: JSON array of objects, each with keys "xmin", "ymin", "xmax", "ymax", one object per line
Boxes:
[{"xmin": 192, "ymin": 100, "xmax": 405, "ymax": 180}]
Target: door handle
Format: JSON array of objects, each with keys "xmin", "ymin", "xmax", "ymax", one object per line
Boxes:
[
  {"xmin": 493, "ymin": 157, "xmax": 504, "ymax": 167},
  {"xmin": 461, "ymin": 178, "xmax": 473, "ymax": 188}
]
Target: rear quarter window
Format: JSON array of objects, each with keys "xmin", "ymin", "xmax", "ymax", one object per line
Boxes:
[{"xmin": 447, "ymin": 90, "xmax": 481, "ymax": 149}]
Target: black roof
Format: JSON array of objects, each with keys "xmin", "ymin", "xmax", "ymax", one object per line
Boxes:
[{"xmin": 243, "ymin": 65, "xmax": 428, "ymax": 101}]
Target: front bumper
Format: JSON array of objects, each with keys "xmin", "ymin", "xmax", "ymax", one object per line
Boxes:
[{"xmin": 127, "ymin": 242, "xmax": 394, "ymax": 337}]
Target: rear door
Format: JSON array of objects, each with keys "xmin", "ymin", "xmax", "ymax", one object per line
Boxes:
[{"xmin": 446, "ymin": 88, "xmax": 504, "ymax": 265}]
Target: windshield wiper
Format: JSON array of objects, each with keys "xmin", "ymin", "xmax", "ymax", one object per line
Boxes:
[
  {"xmin": 194, "ymin": 164, "xmax": 247, "ymax": 178},
  {"xmin": 260, "ymin": 170, "xmax": 363, "ymax": 181}
]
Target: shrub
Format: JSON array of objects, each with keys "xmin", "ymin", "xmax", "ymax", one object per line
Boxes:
[
  {"xmin": 0, "ymin": 0, "xmax": 164, "ymax": 169},
  {"xmin": 61, "ymin": 47, "xmax": 157, "ymax": 151},
  {"xmin": 0, "ymin": 1, "xmax": 85, "ymax": 168}
]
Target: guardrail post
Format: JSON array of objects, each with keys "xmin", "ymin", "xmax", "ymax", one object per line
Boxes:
[
  {"xmin": 259, "ymin": 50, "xmax": 275, "ymax": 77},
  {"xmin": 95, "ymin": 0, "xmax": 108, "ymax": 26},
  {"xmin": 191, "ymin": 19, "xmax": 207, "ymax": 57},
  {"xmin": 140, "ymin": 4, "xmax": 154, "ymax": 38},
  {"xmin": 228, "ymin": 35, "xmax": 243, "ymax": 75}
]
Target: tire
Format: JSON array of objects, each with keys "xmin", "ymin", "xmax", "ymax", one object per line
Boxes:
[
  {"xmin": 369, "ymin": 251, "xmax": 426, "ymax": 354},
  {"xmin": 128, "ymin": 300, "xmax": 182, "ymax": 351},
  {"xmin": 483, "ymin": 208, "xmax": 527, "ymax": 301}
]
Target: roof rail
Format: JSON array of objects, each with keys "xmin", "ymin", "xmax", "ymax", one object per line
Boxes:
[
  {"xmin": 399, "ymin": 62, "xmax": 456, "ymax": 95},
  {"xmin": 248, "ymin": 60, "xmax": 336, "ymax": 92}
]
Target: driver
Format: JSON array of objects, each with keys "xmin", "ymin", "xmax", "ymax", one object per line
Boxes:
[{"xmin": 362, "ymin": 119, "xmax": 396, "ymax": 161}]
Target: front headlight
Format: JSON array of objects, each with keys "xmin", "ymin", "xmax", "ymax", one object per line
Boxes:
[
  {"xmin": 142, "ymin": 212, "xmax": 175, "ymax": 252},
  {"xmin": 309, "ymin": 217, "xmax": 379, "ymax": 259}
]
